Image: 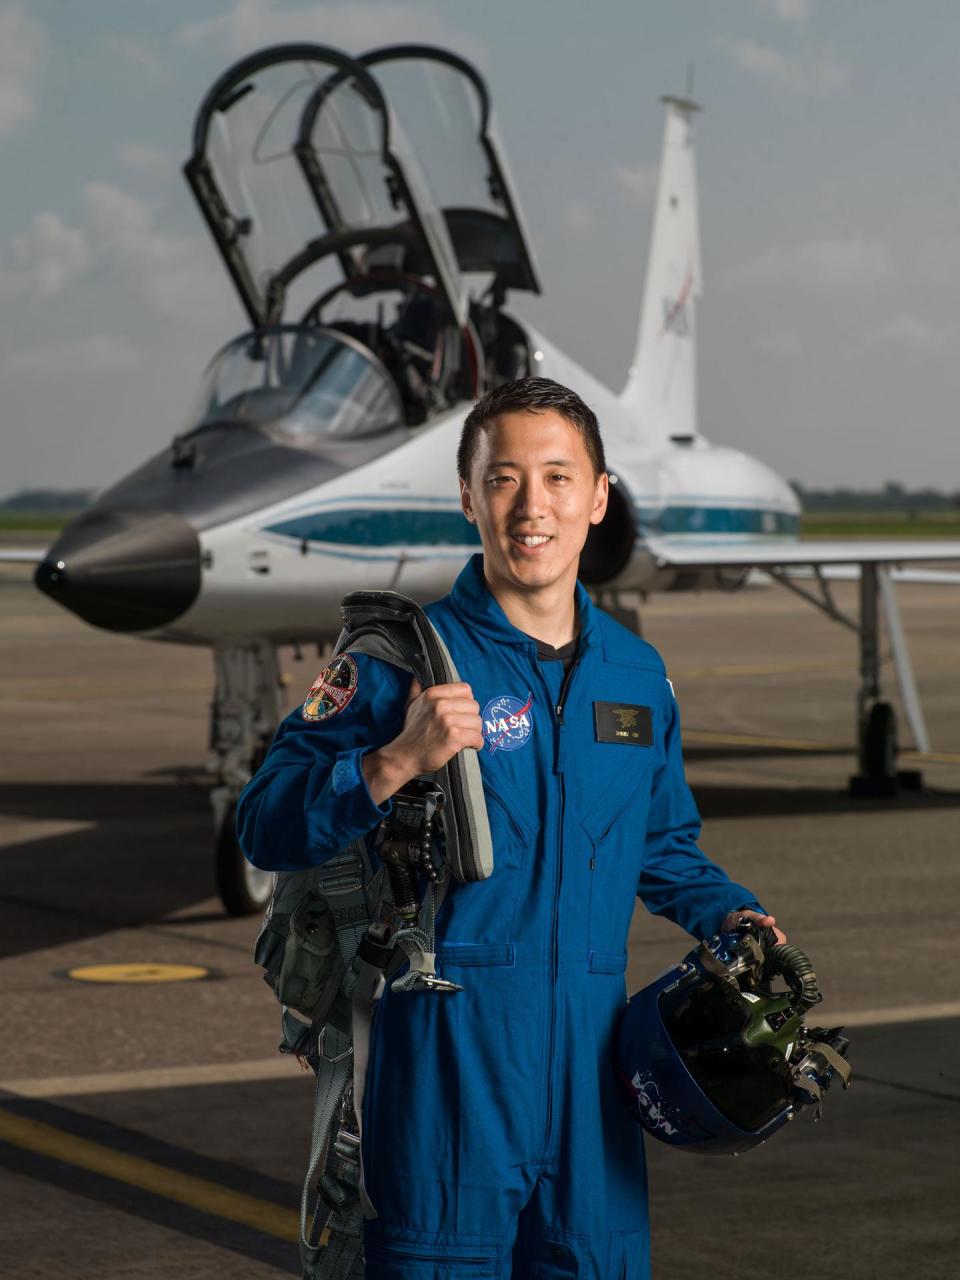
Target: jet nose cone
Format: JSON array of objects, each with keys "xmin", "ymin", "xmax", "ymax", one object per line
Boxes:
[{"xmin": 35, "ymin": 508, "xmax": 201, "ymax": 633}]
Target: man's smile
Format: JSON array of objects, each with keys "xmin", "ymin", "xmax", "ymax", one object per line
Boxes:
[{"xmin": 510, "ymin": 532, "xmax": 553, "ymax": 549}]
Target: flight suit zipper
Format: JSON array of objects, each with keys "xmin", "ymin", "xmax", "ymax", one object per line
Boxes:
[{"xmin": 543, "ymin": 656, "xmax": 578, "ymax": 1153}]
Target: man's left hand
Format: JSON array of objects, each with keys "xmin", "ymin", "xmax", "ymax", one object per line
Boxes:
[{"xmin": 720, "ymin": 909, "xmax": 787, "ymax": 944}]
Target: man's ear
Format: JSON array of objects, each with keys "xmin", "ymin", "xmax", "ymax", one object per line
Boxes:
[
  {"xmin": 460, "ymin": 476, "xmax": 475, "ymax": 523},
  {"xmin": 589, "ymin": 472, "xmax": 610, "ymax": 526}
]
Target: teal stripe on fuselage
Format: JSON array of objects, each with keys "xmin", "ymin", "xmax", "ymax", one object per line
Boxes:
[
  {"xmin": 264, "ymin": 508, "xmax": 483, "ymax": 548},
  {"xmin": 636, "ymin": 507, "xmax": 800, "ymax": 536},
  {"xmin": 262, "ymin": 504, "xmax": 799, "ymax": 548}
]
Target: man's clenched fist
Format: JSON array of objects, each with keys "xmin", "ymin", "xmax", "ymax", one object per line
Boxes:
[{"xmin": 362, "ymin": 678, "xmax": 484, "ymax": 805}]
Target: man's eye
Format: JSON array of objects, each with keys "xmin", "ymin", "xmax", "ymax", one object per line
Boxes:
[
  {"xmin": 551, "ymin": 473, "xmax": 570, "ymax": 483},
  {"xmin": 488, "ymin": 475, "xmax": 513, "ymax": 486}
]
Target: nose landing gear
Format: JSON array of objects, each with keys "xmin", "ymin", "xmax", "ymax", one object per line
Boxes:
[
  {"xmin": 214, "ymin": 804, "xmax": 275, "ymax": 916},
  {"xmin": 210, "ymin": 640, "xmax": 285, "ymax": 915}
]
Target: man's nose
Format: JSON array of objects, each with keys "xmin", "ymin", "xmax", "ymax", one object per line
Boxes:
[{"xmin": 514, "ymin": 477, "xmax": 548, "ymax": 517}]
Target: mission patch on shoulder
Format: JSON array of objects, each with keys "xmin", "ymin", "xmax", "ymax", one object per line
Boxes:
[
  {"xmin": 594, "ymin": 701, "xmax": 652, "ymax": 746},
  {"xmin": 303, "ymin": 654, "xmax": 358, "ymax": 721}
]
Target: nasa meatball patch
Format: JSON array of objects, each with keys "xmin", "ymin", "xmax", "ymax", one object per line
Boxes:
[
  {"xmin": 482, "ymin": 692, "xmax": 534, "ymax": 753},
  {"xmin": 302, "ymin": 654, "xmax": 358, "ymax": 722}
]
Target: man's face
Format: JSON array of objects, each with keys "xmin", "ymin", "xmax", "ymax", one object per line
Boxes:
[{"xmin": 460, "ymin": 409, "xmax": 608, "ymax": 597}]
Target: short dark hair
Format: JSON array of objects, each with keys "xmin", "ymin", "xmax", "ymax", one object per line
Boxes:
[{"xmin": 457, "ymin": 376, "xmax": 607, "ymax": 479}]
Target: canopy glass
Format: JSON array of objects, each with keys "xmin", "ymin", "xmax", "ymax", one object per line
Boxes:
[
  {"xmin": 184, "ymin": 45, "xmax": 467, "ymax": 328},
  {"xmin": 186, "ymin": 326, "xmax": 405, "ymax": 445},
  {"xmin": 361, "ymin": 46, "xmax": 540, "ymax": 291}
]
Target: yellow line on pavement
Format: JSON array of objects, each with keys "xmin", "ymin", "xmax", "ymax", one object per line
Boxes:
[
  {"xmin": 5, "ymin": 677, "xmax": 212, "ymax": 699},
  {"xmin": 682, "ymin": 730, "xmax": 842, "ymax": 752},
  {"xmin": 817, "ymin": 1000, "xmax": 960, "ymax": 1027},
  {"xmin": 672, "ymin": 656, "xmax": 959, "ymax": 680},
  {"xmin": 683, "ymin": 729, "xmax": 960, "ymax": 764},
  {"xmin": 1, "ymin": 1057, "xmax": 307, "ymax": 1099},
  {"xmin": 0, "ymin": 1109, "xmax": 301, "ymax": 1244},
  {"xmin": 673, "ymin": 660, "xmax": 840, "ymax": 679},
  {"xmin": 901, "ymin": 749, "xmax": 960, "ymax": 765}
]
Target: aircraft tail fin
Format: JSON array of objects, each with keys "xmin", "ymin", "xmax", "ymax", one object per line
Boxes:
[{"xmin": 620, "ymin": 95, "xmax": 703, "ymax": 443}]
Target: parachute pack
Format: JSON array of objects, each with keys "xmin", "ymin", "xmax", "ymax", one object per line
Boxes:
[{"xmin": 251, "ymin": 591, "xmax": 493, "ymax": 1279}]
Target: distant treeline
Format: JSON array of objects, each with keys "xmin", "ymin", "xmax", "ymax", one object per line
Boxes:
[
  {"xmin": 3, "ymin": 483, "xmax": 959, "ymax": 515},
  {"xmin": 1, "ymin": 488, "xmax": 95, "ymax": 512},
  {"xmin": 790, "ymin": 482, "xmax": 960, "ymax": 511}
]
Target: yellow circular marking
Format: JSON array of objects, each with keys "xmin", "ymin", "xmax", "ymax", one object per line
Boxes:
[{"xmin": 66, "ymin": 963, "xmax": 210, "ymax": 985}]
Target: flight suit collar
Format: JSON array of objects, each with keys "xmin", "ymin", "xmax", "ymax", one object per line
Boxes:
[{"xmin": 447, "ymin": 554, "xmax": 600, "ymax": 654}]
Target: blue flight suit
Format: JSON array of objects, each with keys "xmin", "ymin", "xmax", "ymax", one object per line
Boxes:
[{"xmin": 238, "ymin": 555, "xmax": 764, "ymax": 1280}]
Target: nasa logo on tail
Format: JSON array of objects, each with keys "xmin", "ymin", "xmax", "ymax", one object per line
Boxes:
[
  {"xmin": 661, "ymin": 295, "xmax": 690, "ymax": 336},
  {"xmin": 661, "ymin": 268, "xmax": 694, "ymax": 337}
]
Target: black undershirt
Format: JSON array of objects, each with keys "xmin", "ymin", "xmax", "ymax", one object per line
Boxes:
[{"xmin": 530, "ymin": 634, "xmax": 579, "ymax": 676}]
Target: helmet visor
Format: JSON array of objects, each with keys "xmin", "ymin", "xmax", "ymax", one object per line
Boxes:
[{"xmin": 659, "ymin": 978, "xmax": 793, "ymax": 1133}]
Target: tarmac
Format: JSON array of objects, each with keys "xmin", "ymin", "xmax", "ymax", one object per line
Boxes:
[{"xmin": 1, "ymin": 556, "xmax": 958, "ymax": 1279}]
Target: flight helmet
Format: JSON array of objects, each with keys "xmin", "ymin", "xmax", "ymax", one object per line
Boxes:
[{"xmin": 616, "ymin": 920, "xmax": 851, "ymax": 1155}]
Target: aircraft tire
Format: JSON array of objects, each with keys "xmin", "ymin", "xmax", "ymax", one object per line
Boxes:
[
  {"xmin": 864, "ymin": 700, "xmax": 897, "ymax": 780},
  {"xmin": 216, "ymin": 807, "xmax": 274, "ymax": 916}
]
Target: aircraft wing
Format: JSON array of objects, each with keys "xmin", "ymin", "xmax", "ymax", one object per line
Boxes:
[
  {"xmin": 644, "ymin": 535, "xmax": 960, "ymax": 571},
  {"xmin": 0, "ymin": 547, "xmax": 48, "ymax": 563},
  {"xmin": 784, "ymin": 564, "xmax": 960, "ymax": 586}
]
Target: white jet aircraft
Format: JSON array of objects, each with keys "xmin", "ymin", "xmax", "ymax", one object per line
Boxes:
[{"xmin": 10, "ymin": 44, "xmax": 960, "ymax": 913}]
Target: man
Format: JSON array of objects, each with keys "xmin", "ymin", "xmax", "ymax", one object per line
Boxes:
[{"xmin": 239, "ymin": 377, "xmax": 782, "ymax": 1280}]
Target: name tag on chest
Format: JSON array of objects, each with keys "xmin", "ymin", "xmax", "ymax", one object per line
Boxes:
[{"xmin": 593, "ymin": 701, "xmax": 652, "ymax": 746}]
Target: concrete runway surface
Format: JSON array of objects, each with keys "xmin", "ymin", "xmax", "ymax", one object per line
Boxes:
[{"xmin": 1, "ymin": 559, "xmax": 958, "ymax": 1279}]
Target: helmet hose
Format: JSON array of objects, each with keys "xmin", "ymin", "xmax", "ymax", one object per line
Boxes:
[{"xmin": 758, "ymin": 928, "xmax": 822, "ymax": 1013}]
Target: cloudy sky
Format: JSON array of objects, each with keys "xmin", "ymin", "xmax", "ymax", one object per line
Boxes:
[{"xmin": 1, "ymin": 0, "xmax": 958, "ymax": 496}]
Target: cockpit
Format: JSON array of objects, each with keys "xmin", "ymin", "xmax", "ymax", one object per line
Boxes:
[
  {"xmin": 185, "ymin": 326, "xmax": 406, "ymax": 447},
  {"xmin": 182, "ymin": 43, "xmax": 542, "ymax": 440}
]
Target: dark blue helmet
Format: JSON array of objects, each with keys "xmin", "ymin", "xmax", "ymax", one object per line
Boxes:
[{"xmin": 616, "ymin": 923, "xmax": 851, "ymax": 1155}]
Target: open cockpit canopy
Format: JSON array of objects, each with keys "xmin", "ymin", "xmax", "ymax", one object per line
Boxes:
[
  {"xmin": 184, "ymin": 43, "xmax": 539, "ymax": 333},
  {"xmin": 358, "ymin": 45, "xmax": 540, "ymax": 293},
  {"xmin": 184, "ymin": 44, "xmax": 467, "ymax": 329}
]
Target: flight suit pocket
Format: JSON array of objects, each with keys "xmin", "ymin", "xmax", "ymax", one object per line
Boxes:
[
  {"xmin": 581, "ymin": 755, "xmax": 654, "ymax": 962},
  {"xmin": 580, "ymin": 753, "xmax": 653, "ymax": 847},
  {"xmin": 365, "ymin": 1228, "xmax": 501, "ymax": 1278},
  {"xmin": 483, "ymin": 780, "xmax": 535, "ymax": 872},
  {"xmin": 610, "ymin": 1229, "xmax": 649, "ymax": 1280},
  {"xmin": 435, "ymin": 781, "xmax": 533, "ymax": 947},
  {"xmin": 587, "ymin": 951, "xmax": 628, "ymax": 974},
  {"xmin": 532, "ymin": 1235, "xmax": 585, "ymax": 1277}
]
